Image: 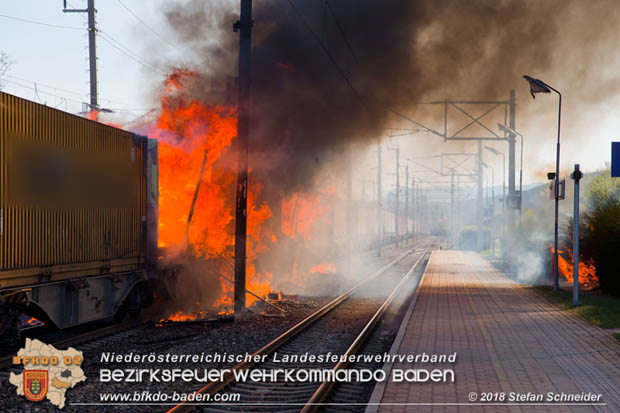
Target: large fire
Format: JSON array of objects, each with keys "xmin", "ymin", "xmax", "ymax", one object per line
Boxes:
[
  {"xmin": 550, "ymin": 244, "xmax": 599, "ymax": 290},
  {"xmin": 149, "ymin": 69, "xmax": 274, "ymax": 311},
  {"xmin": 80, "ymin": 69, "xmax": 343, "ymax": 320}
]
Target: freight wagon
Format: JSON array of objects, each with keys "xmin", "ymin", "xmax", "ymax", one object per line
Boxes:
[{"xmin": 0, "ymin": 91, "xmax": 163, "ymax": 341}]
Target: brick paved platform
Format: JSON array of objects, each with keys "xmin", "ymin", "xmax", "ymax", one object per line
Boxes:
[{"xmin": 367, "ymin": 250, "xmax": 620, "ymax": 413}]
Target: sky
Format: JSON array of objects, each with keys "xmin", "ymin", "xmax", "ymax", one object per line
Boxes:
[
  {"xmin": 0, "ymin": 0, "xmax": 180, "ymax": 122},
  {"xmin": 1, "ymin": 1, "xmax": 619, "ymax": 189}
]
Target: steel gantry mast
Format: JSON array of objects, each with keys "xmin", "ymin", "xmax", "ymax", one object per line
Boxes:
[
  {"xmin": 397, "ymin": 92, "xmax": 517, "ymax": 250},
  {"xmin": 409, "ymin": 153, "xmax": 476, "ymax": 248}
]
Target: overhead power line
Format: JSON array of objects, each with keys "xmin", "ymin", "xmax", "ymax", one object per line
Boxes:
[
  {"xmin": 4, "ymin": 78, "xmax": 151, "ymax": 113},
  {"xmin": 3, "ymin": 78, "xmax": 85, "ymax": 105},
  {"xmin": 99, "ymin": 31, "xmax": 166, "ymax": 76},
  {"xmin": 64, "ymin": 1, "xmax": 166, "ymax": 77},
  {"xmin": 0, "ymin": 13, "xmax": 83, "ymax": 30},
  {"xmin": 115, "ymin": 0, "xmax": 189, "ymax": 56},
  {"xmin": 6, "ymin": 74, "xmax": 86, "ymax": 99},
  {"xmin": 284, "ymin": 0, "xmax": 368, "ymax": 109},
  {"xmin": 5, "ymin": 74, "xmax": 144, "ymax": 108},
  {"xmin": 284, "ymin": 0, "xmax": 443, "ymax": 136},
  {"xmin": 325, "ymin": 1, "xmax": 357, "ymax": 63}
]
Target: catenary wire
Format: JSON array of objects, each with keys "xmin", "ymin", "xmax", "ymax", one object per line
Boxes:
[
  {"xmin": 0, "ymin": 13, "xmax": 83, "ymax": 30},
  {"xmin": 115, "ymin": 0, "xmax": 190, "ymax": 56}
]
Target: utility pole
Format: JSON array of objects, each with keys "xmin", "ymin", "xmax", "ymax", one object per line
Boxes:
[
  {"xmin": 346, "ymin": 144, "xmax": 353, "ymax": 273},
  {"xmin": 63, "ymin": 0, "xmax": 98, "ymax": 109},
  {"xmin": 411, "ymin": 175, "xmax": 418, "ymax": 239},
  {"xmin": 411, "ymin": 176, "xmax": 415, "ymax": 240},
  {"xmin": 485, "ymin": 173, "xmax": 489, "ymax": 208},
  {"xmin": 368, "ymin": 179, "xmax": 376, "ymax": 248},
  {"xmin": 419, "ymin": 183, "xmax": 423, "ymax": 236},
  {"xmin": 376, "ymin": 138, "xmax": 382, "ymax": 257},
  {"xmin": 571, "ymin": 164, "xmax": 582, "ymax": 306},
  {"xmin": 508, "ymin": 90, "xmax": 516, "ymax": 224},
  {"xmin": 484, "ymin": 165, "xmax": 495, "ymax": 255},
  {"xmin": 404, "ymin": 164, "xmax": 409, "ymax": 242},
  {"xmin": 233, "ymin": 0, "xmax": 253, "ymax": 314},
  {"xmin": 361, "ymin": 178, "xmax": 367, "ymax": 246},
  {"xmin": 450, "ymin": 168, "xmax": 455, "ymax": 248},
  {"xmin": 456, "ymin": 175, "xmax": 460, "ymax": 249},
  {"xmin": 416, "ymin": 183, "xmax": 421, "ymax": 237},
  {"xmin": 477, "ymin": 141, "xmax": 484, "ymax": 251},
  {"xmin": 492, "ymin": 170, "xmax": 495, "ymax": 255},
  {"xmin": 423, "ymin": 186, "xmax": 426, "ymax": 235},
  {"xmin": 392, "ymin": 147, "xmax": 400, "ymax": 248}
]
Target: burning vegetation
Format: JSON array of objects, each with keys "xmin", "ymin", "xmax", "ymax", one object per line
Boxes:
[
  {"xmin": 551, "ymin": 244, "xmax": 599, "ymax": 291},
  {"xmin": 574, "ymin": 169, "xmax": 620, "ymax": 297},
  {"xmin": 525, "ymin": 168, "xmax": 620, "ymax": 296}
]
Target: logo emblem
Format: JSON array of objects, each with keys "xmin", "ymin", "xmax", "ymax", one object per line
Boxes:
[{"xmin": 23, "ymin": 370, "xmax": 48, "ymax": 402}]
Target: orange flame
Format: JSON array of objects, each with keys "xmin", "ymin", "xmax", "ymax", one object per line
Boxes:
[
  {"xmin": 162, "ymin": 310, "xmax": 206, "ymax": 322},
  {"xmin": 147, "ymin": 69, "xmax": 349, "ymax": 320},
  {"xmin": 86, "ymin": 109, "xmax": 123, "ymax": 129},
  {"xmin": 26, "ymin": 317, "xmax": 40, "ymax": 326},
  {"xmin": 309, "ymin": 263, "xmax": 336, "ymax": 274},
  {"xmin": 550, "ymin": 244, "xmax": 599, "ymax": 290},
  {"xmin": 282, "ymin": 191, "xmax": 334, "ymax": 240},
  {"xmin": 149, "ymin": 69, "xmax": 273, "ymax": 316}
]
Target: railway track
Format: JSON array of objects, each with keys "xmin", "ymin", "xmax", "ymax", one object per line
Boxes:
[
  {"xmin": 0, "ymin": 239, "xmax": 417, "ymax": 374},
  {"xmin": 170, "ymin": 241, "xmax": 433, "ymax": 413}
]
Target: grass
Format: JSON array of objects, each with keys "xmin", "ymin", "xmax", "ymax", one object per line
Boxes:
[{"xmin": 534, "ymin": 286, "xmax": 620, "ymax": 338}]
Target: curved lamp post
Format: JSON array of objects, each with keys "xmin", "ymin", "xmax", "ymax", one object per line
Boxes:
[{"xmin": 523, "ymin": 75, "xmax": 562, "ymax": 293}]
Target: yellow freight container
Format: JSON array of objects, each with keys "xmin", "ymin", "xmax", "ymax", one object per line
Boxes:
[
  {"xmin": 0, "ymin": 92, "xmax": 158, "ymax": 336},
  {"xmin": 0, "ymin": 91, "xmax": 147, "ymax": 287}
]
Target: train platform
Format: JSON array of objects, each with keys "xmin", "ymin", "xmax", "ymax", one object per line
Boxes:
[{"xmin": 367, "ymin": 250, "xmax": 620, "ymax": 413}]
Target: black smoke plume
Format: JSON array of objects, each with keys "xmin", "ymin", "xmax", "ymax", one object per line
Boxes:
[{"xmin": 159, "ymin": 0, "xmax": 616, "ymax": 192}]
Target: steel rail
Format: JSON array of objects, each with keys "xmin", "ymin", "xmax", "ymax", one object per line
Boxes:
[
  {"xmin": 168, "ymin": 243, "xmax": 427, "ymax": 413},
  {"xmin": 300, "ymin": 246, "xmax": 430, "ymax": 412}
]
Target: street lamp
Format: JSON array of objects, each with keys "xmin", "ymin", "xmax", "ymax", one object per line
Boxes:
[
  {"xmin": 524, "ymin": 75, "xmax": 562, "ymax": 293},
  {"xmin": 497, "ymin": 123, "xmax": 524, "ymax": 225}
]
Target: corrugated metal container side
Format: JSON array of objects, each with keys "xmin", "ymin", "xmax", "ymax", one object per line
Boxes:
[{"xmin": 0, "ymin": 91, "xmax": 147, "ymax": 288}]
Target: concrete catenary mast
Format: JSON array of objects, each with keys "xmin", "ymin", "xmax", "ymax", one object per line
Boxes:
[
  {"xmin": 63, "ymin": 0, "xmax": 98, "ymax": 108},
  {"xmin": 233, "ymin": 0, "xmax": 253, "ymax": 313}
]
